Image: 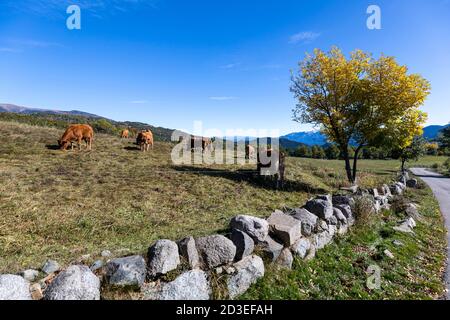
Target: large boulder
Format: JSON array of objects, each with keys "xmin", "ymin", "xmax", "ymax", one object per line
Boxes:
[
  {"xmin": 230, "ymin": 230, "xmax": 254, "ymax": 261},
  {"xmin": 143, "ymin": 270, "xmax": 210, "ymax": 300},
  {"xmin": 326, "ymin": 215, "xmax": 338, "ymax": 226},
  {"xmin": 267, "ymin": 210, "xmax": 302, "ymax": 246},
  {"xmin": 393, "ymin": 218, "xmax": 416, "ymax": 234},
  {"xmin": 230, "ymin": 215, "xmax": 269, "ymax": 243},
  {"xmin": 405, "ymin": 203, "xmax": 421, "ymax": 220},
  {"xmin": 105, "ymin": 255, "xmax": 147, "ymax": 287},
  {"xmin": 380, "ymin": 184, "xmax": 392, "ymax": 196},
  {"xmin": 291, "ymin": 208, "xmax": 318, "ymax": 237},
  {"xmin": 390, "ymin": 184, "xmax": 403, "ymax": 195},
  {"xmin": 333, "ymin": 207, "xmax": 347, "ymax": 224},
  {"xmin": 291, "ymin": 238, "xmax": 311, "ymax": 259},
  {"xmin": 258, "ymin": 235, "xmax": 284, "ymax": 262},
  {"xmin": 0, "ymin": 275, "xmax": 32, "ymax": 300},
  {"xmin": 196, "ymin": 235, "xmax": 236, "ymax": 269},
  {"xmin": 177, "ymin": 237, "xmax": 200, "ymax": 269},
  {"xmin": 227, "ymin": 255, "xmax": 265, "ymax": 299},
  {"xmin": 332, "ymin": 195, "xmax": 355, "ymax": 206},
  {"xmin": 275, "ymin": 248, "xmax": 293, "ymax": 269},
  {"xmin": 369, "ymin": 188, "xmax": 379, "ymax": 198},
  {"xmin": 313, "ymin": 228, "xmax": 335, "ymax": 250},
  {"xmin": 334, "ymin": 204, "xmax": 353, "ymax": 220},
  {"xmin": 304, "ymin": 196, "xmax": 333, "ymax": 220},
  {"xmin": 148, "ymin": 240, "xmax": 180, "ymax": 278},
  {"xmin": 406, "ymin": 179, "xmax": 418, "ymax": 188},
  {"xmin": 398, "ymin": 172, "xmax": 409, "ymax": 184},
  {"xmin": 43, "ymin": 265, "xmax": 100, "ymax": 300}
]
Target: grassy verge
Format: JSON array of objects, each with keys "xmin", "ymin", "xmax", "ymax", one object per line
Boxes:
[{"xmin": 241, "ymin": 186, "xmax": 447, "ymax": 300}]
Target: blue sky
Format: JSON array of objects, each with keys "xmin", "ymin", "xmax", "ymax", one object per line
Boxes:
[{"xmin": 0, "ymin": 0, "xmax": 449, "ymax": 135}]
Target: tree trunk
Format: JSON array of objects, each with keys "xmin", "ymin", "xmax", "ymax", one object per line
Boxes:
[
  {"xmin": 343, "ymin": 149, "xmax": 353, "ymax": 184},
  {"xmin": 401, "ymin": 158, "xmax": 406, "ymax": 172},
  {"xmin": 352, "ymin": 145, "xmax": 364, "ymax": 184}
]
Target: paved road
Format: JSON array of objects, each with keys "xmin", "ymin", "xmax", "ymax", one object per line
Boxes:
[{"xmin": 410, "ymin": 168, "xmax": 450, "ymax": 299}]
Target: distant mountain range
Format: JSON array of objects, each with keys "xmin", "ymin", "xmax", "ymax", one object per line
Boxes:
[
  {"xmin": 422, "ymin": 125, "xmax": 450, "ymax": 140},
  {"xmin": 1, "ymin": 103, "xmax": 448, "ymax": 147},
  {"xmin": 281, "ymin": 131, "xmax": 328, "ymax": 146},
  {"xmin": 0, "ymin": 103, "xmax": 102, "ymax": 118},
  {"xmin": 282, "ymin": 124, "xmax": 449, "ymax": 146}
]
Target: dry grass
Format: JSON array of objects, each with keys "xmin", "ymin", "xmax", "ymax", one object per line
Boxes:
[
  {"xmin": 0, "ymin": 121, "xmax": 319, "ymax": 272},
  {"xmin": 1, "ymin": 120, "xmax": 445, "ymax": 275}
]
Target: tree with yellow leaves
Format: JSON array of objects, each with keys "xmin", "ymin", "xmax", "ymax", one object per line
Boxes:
[{"xmin": 291, "ymin": 47, "xmax": 430, "ymax": 184}]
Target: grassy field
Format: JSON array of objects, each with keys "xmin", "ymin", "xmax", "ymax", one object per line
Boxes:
[
  {"xmin": 0, "ymin": 120, "xmax": 447, "ymax": 300},
  {"xmin": 0, "ymin": 120, "xmax": 331, "ymax": 272}
]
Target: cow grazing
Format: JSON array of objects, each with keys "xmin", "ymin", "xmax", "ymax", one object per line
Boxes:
[
  {"xmin": 186, "ymin": 136, "xmax": 214, "ymax": 152},
  {"xmin": 245, "ymin": 145, "xmax": 256, "ymax": 160},
  {"xmin": 58, "ymin": 124, "xmax": 94, "ymax": 151},
  {"xmin": 257, "ymin": 148, "xmax": 286, "ymax": 189},
  {"xmin": 136, "ymin": 130, "xmax": 154, "ymax": 152},
  {"xmin": 121, "ymin": 129, "xmax": 129, "ymax": 139}
]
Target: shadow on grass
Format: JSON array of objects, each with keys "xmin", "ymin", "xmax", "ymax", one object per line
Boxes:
[
  {"xmin": 173, "ymin": 165, "xmax": 329, "ymax": 193},
  {"xmin": 45, "ymin": 144, "xmax": 60, "ymax": 150},
  {"xmin": 124, "ymin": 146, "xmax": 141, "ymax": 151}
]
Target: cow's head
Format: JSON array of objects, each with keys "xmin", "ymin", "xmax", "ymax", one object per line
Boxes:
[{"xmin": 59, "ymin": 139, "xmax": 70, "ymax": 150}]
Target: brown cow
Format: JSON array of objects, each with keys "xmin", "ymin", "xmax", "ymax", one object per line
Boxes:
[
  {"xmin": 58, "ymin": 124, "xmax": 94, "ymax": 151},
  {"xmin": 245, "ymin": 145, "xmax": 256, "ymax": 160},
  {"xmin": 187, "ymin": 136, "xmax": 214, "ymax": 152},
  {"xmin": 120, "ymin": 129, "xmax": 129, "ymax": 139},
  {"xmin": 257, "ymin": 148, "xmax": 286, "ymax": 189},
  {"xmin": 136, "ymin": 130, "xmax": 154, "ymax": 152}
]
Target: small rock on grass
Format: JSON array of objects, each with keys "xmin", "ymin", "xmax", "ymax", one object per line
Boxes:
[
  {"xmin": 384, "ymin": 249, "xmax": 395, "ymax": 259},
  {"xmin": 42, "ymin": 260, "xmax": 60, "ymax": 275},
  {"xmin": 275, "ymin": 248, "xmax": 293, "ymax": 269},
  {"xmin": 30, "ymin": 283, "xmax": 43, "ymax": 300},
  {"xmin": 20, "ymin": 269, "xmax": 40, "ymax": 282},
  {"xmin": 392, "ymin": 240, "xmax": 404, "ymax": 247}
]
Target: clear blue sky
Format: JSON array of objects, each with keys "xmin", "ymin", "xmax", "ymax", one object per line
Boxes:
[{"xmin": 0, "ymin": 0, "xmax": 449, "ymax": 135}]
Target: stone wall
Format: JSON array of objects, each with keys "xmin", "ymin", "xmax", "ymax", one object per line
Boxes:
[{"xmin": 0, "ymin": 172, "xmax": 420, "ymax": 300}]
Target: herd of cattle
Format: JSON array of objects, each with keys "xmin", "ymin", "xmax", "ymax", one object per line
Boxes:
[{"xmin": 57, "ymin": 124, "xmax": 286, "ymax": 187}]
